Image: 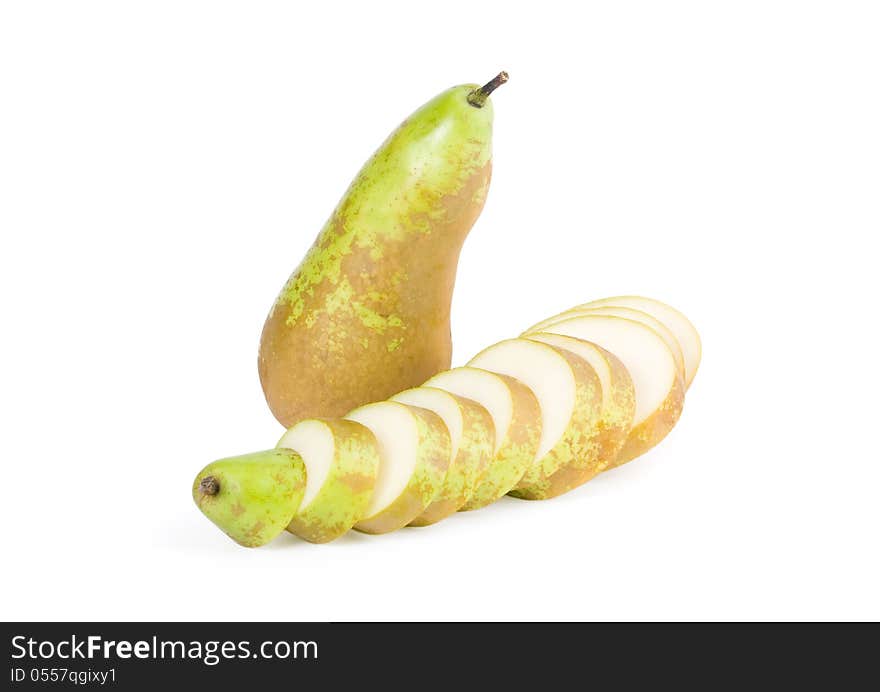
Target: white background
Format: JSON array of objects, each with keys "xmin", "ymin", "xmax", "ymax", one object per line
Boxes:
[{"xmin": 2, "ymin": 1, "xmax": 878, "ymax": 622}]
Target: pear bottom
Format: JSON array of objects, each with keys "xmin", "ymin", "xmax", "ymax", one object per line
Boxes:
[{"xmin": 192, "ymin": 449, "xmax": 307, "ymax": 547}]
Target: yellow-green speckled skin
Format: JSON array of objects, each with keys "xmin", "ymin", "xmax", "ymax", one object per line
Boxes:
[
  {"xmin": 522, "ymin": 334, "xmax": 637, "ymax": 478},
  {"xmin": 354, "ymin": 406, "xmax": 451, "ymax": 534},
  {"xmin": 454, "ymin": 395, "xmax": 496, "ymax": 497},
  {"xmin": 280, "ymin": 419, "xmax": 380, "ymax": 544},
  {"xmin": 259, "ymin": 85, "xmax": 495, "ymax": 428},
  {"xmin": 404, "ymin": 390, "xmax": 495, "ymax": 526},
  {"xmin": 507, "ymin": 346, "xmax": 604, "ymax": 500},
  {"xmin": 613, "ymin": 372, "xmax": 684, "ymax": 467},
  {"xmin": 191, "ymin": 449, "xmax": 306, "ymax": 548},
  {"xmin": 458, "ymin": 371, "xmax": 542, "ymax": 511},
  {"xmin": 590, "ymin": 344, "xmax": 637, "ymax": 469}
]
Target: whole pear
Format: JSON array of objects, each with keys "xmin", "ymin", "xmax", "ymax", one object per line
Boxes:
[
  {"xmin": 259, "ymin": 73, "xmax": 508, "ymax": 427},
  {"xmin": 192, "ymin": 449, "xmax": 307, "ymax": 547}
]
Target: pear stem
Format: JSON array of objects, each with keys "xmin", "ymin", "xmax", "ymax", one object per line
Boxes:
[
  {"xmin": 467, "ymin": 71, "xmax": 509, "ymax": 108},
  {"xmin": 199, "ymin": 476, "xmax": 220, "ymax": 496}
]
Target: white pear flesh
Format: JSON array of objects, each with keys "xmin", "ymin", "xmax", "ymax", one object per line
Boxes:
[
  {"xmin": 527, "ymin": 305, "xmax": 686, "ymax": 385},
  {"xmin": 277, "ymin": 418, "xmax": 380, "ymax": 543},
  {"xmin": 424, "ymin": 367, "xmax": 541, "ymax": 510},
  {"xmin": 468, "ymin": 339, "xmax": 604, "ymax": 499},
  {"xmin": 527, "ymin": 315, "xmax": 684, "ymax": 466},
  {"xmin": 577, "ymin": 296, "xmax": 701, "ymax": 388},
  {"xmin": 525, "ymin": 333, "xmax": 636, "ymax": 472},
  {"xmin": 344, "ymin": 401, "xmax": 451, "ymax": 534},
  {"xmin": 390, "ymin": 387, "xmax": 494, "ymax": 525}
]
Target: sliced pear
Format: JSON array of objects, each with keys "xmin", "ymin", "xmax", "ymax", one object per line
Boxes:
[
  {"xmin": 577, "ymin": 296, "xmax": 701, "ymax": 388},
  {"xmin": 344, "ymin": 401, "xmax": 451, "ymax": 534},
  {"xmin": 527, "ymin": 305, "xmax": 686, "ymax": 384},
  {"xmin": 424, "ymin": 367, "xmax": 541, "ymax": 510},
  {"xmin": 526, "ymin": 315, "xmax": 684, "ymax": 466},
  {"xmin": 391, "ymin": 387, "xmax": 494, "ymax": 525},
  {"xmin": 467, "ymin": 339, "xmax": 603, "ymax": 500},
  {"xmin": 525, "ymin": 333, "xmax": 636, "ymax": 472},
  {"xmin": 277, "ymin": 418, "xmax": 380, "ymax": 543}
]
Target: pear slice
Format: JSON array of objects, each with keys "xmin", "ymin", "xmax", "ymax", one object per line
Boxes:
[
  {"xmin": 345, "ymin": 401, "xmax": 451, "ymax": 534},
  {"xmin": 468, "ymin": 339, "xmax": 603, "ymax": 499},
  {"xmin": 390, "ymin": 387, "xmax": 494, "ymax": 525},
  {"xmin": 277, "ymin": 418, "xmax": 380, "ymax": 543},
  {"xmin": 577, "ymin": 296, "xmax": 701, "ymax": 388},
  {"xmin": 526, "ymin": 315, "xmax": 684, "ymax": 466},
  {"xmin": 424, "ymin": 367, "xmax": 541, "ymax": 510},
  {"xmin": 525, "ymin": 333, "xmax": 636, "ymax": 473},
  {"xmin": 527, "ymin": 306, "xmax": 686, "ymax": 385},
  {"xmin": 192, "ymin": 449, "xmax": 307, "ymax": 547}
]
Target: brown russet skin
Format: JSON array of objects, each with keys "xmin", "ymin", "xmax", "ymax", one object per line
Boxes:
[
  {"xmin": 259, "ymin": 81, "xmax": 499, "ymax": 427},
  {"xmin": 612, "ymin": 374, "xmax": 684, "ymax": 467},
  {"xmin": 259, "ymin": 168, "xmax": 488, "ymax": 425},
  {"xmin": 583, "ymin": 346, "xmax": 637, "ymax": 469}
]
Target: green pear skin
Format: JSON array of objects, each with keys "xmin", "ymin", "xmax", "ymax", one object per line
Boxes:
[
  {"xmin": 279, "ymin": 418, "xmax": 381, "ymax": 544},
  {"xmin": 259, "ymin": 74, "xmax": 507, "ymax": 427},
  {"xmin": 192, "ymin": 449, "xmax": 307, "ymax": 547}
]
